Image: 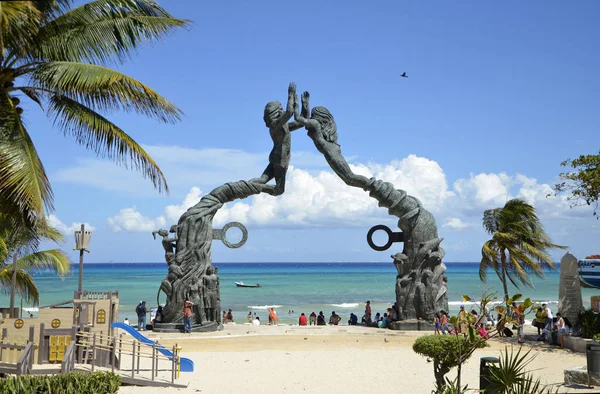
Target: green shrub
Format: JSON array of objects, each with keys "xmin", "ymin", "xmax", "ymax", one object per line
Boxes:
[
  {"xmin": 0, "ymin": 371, "xmax": 121, "ymax": 393},
  {"xmin": 575, "ymin": 308, "xmax": 600, "ymax": 338},
  {"xmin": 413, "ymin": 334, "xmax": 487, "ymax": 389}
]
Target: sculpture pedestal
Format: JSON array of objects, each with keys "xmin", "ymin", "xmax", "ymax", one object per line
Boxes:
[
  {"xmin": 153, "ymin": 322, "xmax": 221, "ymax": 333},
  {"xmin": 389, "ymin": 320, "xmax": 435, "ymax": 331}
]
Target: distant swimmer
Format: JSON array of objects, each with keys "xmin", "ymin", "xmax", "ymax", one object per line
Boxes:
[{"xmin": 400, "ymin": 72, "xmax": 408, "ymax": 78}]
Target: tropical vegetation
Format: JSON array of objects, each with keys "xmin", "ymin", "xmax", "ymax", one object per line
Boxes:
[
  {"xmin": 0, "ymin": 371, "xmax": 121, "ymax": 393},
  {"xmin": 0, "ymin": 0, "xmax": 188, "ymax": 224},
  {"xmin": 479, "ymin": 198, "xmax": 566, "ymax": 304},
  {"xmin": 551, "ymin": 151, "xmax": 600, "ymax": 217},
  {"xmin": 0, "ymin": 215, "xmax": 70, "ymax": 315}
]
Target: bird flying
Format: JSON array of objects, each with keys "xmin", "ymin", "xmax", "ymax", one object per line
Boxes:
[{"xmin": 400, "ymin": 72, "xmax": 408, "ymax": 78}]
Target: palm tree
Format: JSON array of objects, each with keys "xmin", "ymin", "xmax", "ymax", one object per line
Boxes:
[
  {"xmin": 0, "ymin": 0, "xmax": 189, "ymax": 223},
  {"xmin": 479, "ymin": 198, "xmax": 566, "ymax": 304},
  {"xmin": 0, "ymin": 216, "xmax": 70, "ymax": 317}
]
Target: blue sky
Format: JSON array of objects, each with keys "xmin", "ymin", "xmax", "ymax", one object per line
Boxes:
[{"xmin": 30, "ymin": 0, "xmax": 600, "ymax": 263}]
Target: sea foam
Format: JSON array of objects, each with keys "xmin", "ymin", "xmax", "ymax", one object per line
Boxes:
[
  {"xmin": 330, "ymin": 303, "xmax": 360, "ymax": 308},
  {"xmin": 247, "ymin": 305, "xmax": 283, "ymax": 310}
]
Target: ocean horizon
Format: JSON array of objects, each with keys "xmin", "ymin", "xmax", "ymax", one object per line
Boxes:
[{"xmin": 2, "ymin": 262, "xmax": 596, "ymax": 324}]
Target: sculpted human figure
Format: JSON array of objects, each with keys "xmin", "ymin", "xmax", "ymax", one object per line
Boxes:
[
  {"xmin": 202, "ymin": 266, "xmax": 219, "ymax": 322},
  {"xmin": 415, "ymin": 270, "xmax": 435, "ymax": 319},
  {"xmin": 187, "ymin": 279, "xmax": 205, "ymax": 325},
  {"xmin": 152, "ymin": 227, "xmax": 177, "ymax": 255},
  {"xmin": 250, "ymin": 82, "xmax": 303, "ymax": 196},
  {"xmin": 293, "ymin": 91, "xmax": 369, "ymax": 188}
]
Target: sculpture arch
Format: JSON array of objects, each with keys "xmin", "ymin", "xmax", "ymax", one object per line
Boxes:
[{"xmin": 153, "ymin": 84, "xmax": 447, "ymax": 332}]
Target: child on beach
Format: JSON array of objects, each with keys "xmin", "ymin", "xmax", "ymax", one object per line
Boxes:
[{"xmin": 434, "ymin": 313, "xmax": 441, "ymax": 335}]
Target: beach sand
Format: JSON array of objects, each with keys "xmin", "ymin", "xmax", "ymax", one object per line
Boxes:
[{"xmin": 114, "ymin": 324, "xmax": 598, "ymax": 394}]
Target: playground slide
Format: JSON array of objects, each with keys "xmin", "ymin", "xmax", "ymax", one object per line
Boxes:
[{"xmin": 111, "ymin": 322, "xmax": 194, "ymax": 372}]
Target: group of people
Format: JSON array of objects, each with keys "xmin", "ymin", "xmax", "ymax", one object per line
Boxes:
[{"xmin": 134, "ymin": 301, "xmax": 164, "ymax": 331}]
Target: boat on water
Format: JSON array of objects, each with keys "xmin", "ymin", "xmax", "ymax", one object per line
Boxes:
[
  {"xmin": 235, "ymin": 281, "xmax": 261, "ymax": 288},
  {"xmin": 578, "ymin": 255, "xmax": 600, "ymax": 288}
]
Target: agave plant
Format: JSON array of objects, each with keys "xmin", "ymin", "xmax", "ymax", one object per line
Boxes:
[{"xmin": 0, "ymin": 0, "xmax": 189, "ymax": 222}]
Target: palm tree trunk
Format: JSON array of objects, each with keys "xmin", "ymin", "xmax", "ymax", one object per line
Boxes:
[
  {"xmin": 501, "ymin": 250, "xmax": 509, "ymax": 307},
  {"xmin": 10, "ymin": 254, "xmax": 17, "ymax": 318}
]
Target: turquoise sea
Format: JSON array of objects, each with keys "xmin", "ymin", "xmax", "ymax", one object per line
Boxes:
[{"xmin": 1, "ymin": 262, "xmax": 597, "ymax": 324}]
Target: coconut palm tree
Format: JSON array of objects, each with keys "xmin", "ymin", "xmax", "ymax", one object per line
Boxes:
[
  {"xmin": 0, "ymin": 0, "xmax": 189, "ymax": 223},
  {"xmin": 0, "ymin": 215, "xmax": 70, "ymax": 316},
  {"xmin": 479, "ymin": 198, "xmax": 566, "ymax": 304}
]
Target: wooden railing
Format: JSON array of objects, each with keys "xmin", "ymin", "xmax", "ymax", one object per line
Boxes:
[
  {"xmin": 61, "ymin": 341, "xmax": 76, "ymax": 373},
  {"xmin": 16, "ymin": 342, "xmax": 34, "ymax": 376},
  {"xmin": 76, "ymin": 331, "xmax": 180, "ymax": 383}
]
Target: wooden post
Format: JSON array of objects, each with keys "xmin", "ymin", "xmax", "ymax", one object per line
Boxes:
[
  {"xmin": 131, "ymin": 340, "xmax": 136, "ymax": 378},
  {"xmin": 151, "ymin": 342, "xmax": 156, "ymax": 381},
  {"xmin": 155, "ymin": 340, "xmax": 160, "ymax": 376},
  {"xmin": 91, "ymin": 333, "xmax": 96, "ymax": 371},
  {"xmin": 37, "ymin": 323, "xmax": 45, "ymax": 364},
  {"xmin": 118, "ymin": 334, "xmax": 122, "ymax": 369},
  {"xmin": 9, "ymin": 254, "xmax": 17, "ymax": 318},
  {"xmin": 171, "ymin": 345, "xmax": 176, "ymax": 384},
  {"xmin": 136, "ymin": 340, "xmax": 140, "ymax": 374},
  {"xmin": 111, "ymin": 337, "xmax": 116, "ymax": 373},
  {"xmin": 2, "ymin": 327, "xmax": 7, "ymax": 340},
  {"xmin": 99, "ymin": 330, "xmax": 103, "ymax": 366},
  {"xmin": 28, "ymin": 325, "xmax": 34, "ymax": 343}
]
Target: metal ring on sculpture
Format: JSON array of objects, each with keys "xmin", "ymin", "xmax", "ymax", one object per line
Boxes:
[
  {"xmin": 366, "ymin": 225, "xmax": 404, "ymax": 251},
  {"xmin": 213, "ymin": 222, "xmax": 248, "ymax": 248}
]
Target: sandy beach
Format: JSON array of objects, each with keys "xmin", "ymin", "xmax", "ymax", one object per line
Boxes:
[{"xmin": 116, "ymin": 324, "xmax": 596, "ymax": 394}]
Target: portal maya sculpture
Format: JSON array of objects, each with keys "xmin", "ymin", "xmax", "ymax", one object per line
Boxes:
[{"xmin": 153, "ymin": 83, "xmax": 447, "ymax": 331}]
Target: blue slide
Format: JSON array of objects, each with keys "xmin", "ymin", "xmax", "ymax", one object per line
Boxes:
[{"xmin": 111, "ymin": 323, "xmax": 194, "ymax": 372}]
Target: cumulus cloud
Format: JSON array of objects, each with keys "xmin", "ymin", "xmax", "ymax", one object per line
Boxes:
[
  {"xmin": 444, "ymin": 218, "xmax": 470, "ymax": 229},
  {"xmin": 106, "ymin": 151, "xmax": 590, "ymax": 233},
  {"xmin": 107, "ymin": 188, "xmax": 202, "ymax": 232},
  {"xmin": 47, "ymin": 214, "xmax": 96, "ymax": 233}
]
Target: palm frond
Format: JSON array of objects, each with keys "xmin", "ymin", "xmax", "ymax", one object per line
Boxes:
[
  {"xmin": 0, "ymin": 266, "xmax": 40, "ymax": 304},
  {"xmin": 0, "ymin": 94, "xmax": 53, "ymax": 221},
  {"xmin": 32, "ymin": 61, "xmax": 182, "ymax": 122},
  {"xmin": 18, "ymin": 87, "xmax": 44, "ymax": 109},
  {"xmin": 482, "ymin": 208, "xmax": 501, "ymax": 234},
  {"xmin": 16, "ymin": 249, "xmax": 70, "ymax": 276},
  {"xmin": 48, "ymin": 94, "xmax": 168, "ymax": 192},
  {"xmin": 0, "ymin": 1, "xmax": 41, "ymax": 65},
  {"xmin": 37, "ymin": 0, "xmax": 190, "ymax": 65}
]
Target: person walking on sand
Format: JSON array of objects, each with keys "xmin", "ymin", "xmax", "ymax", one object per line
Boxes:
[
  {"xmin": 434, "ymin": 312, "xmax": 441, "ymax": 335},
  {"xmin": 269, "ymin": 308, "xmax": 279, "ymax": 325},
  {"xmin": 440, "ymin": 311, "xmax": 448, "ymax": 334},
  {"xmin": 182, "ymin": 299, "xmax": 194, "ymax": 334},
  {"xmin": 309, "ymin": 312, "xmax": 317, "ymax": 325},
  {"xmin": 365, "ymin": 301, "xmax": 372, "ymax": 326}
]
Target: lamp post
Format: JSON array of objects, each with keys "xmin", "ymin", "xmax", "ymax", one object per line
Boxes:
[{"xmin": 74, "ymin": 224, "xmax": 92, "ymax": 297}]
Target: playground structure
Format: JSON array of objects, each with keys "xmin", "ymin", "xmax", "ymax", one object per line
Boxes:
[{"xmin": 0, "ymin": 290, "xmax": 187, "ymax": 387}]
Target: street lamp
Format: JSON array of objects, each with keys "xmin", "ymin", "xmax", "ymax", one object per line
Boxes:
[{"xmin": 73, "ymin": 224, "xmax": 92, "ymax": 297}]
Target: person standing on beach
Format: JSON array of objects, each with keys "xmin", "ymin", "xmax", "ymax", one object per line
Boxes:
[
  {"xmin": 182, "ymin": 299, "xmax": 194, "ymax": 334},
  {"xmin": 247, "ymin": 311, "xmax": 253, "ymax": 323},
  {"xmin": 269, "ymin": 308, "xmax": 279, "ymax": 325},
  {"xmin": 543, "ymin": 303, "xmax": 553, "ymax": 331},
  {"xmin": 365, "ymin": 301, "xmax": 372, "ymax": 326},
  {"xmin": 434, "ymin": 313, "xmax": 441, "ymax": 334},
  {"xmin": 317, "ymin": 311, "xmax": 326, "ymax": 325},
  {"xmin": 309, "ymin": 312, "xmax": 317, "ymax": 325},
  {"xmin": 135, "ymin": 301, "xmax": 148, "ymax": 331},
  {"xmin": 440, "ymin": 311, "xmax": 448, "ymax": 334}
]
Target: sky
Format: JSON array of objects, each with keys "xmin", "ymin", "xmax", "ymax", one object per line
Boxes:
[{"xmin": 26, "ymin": 0, "xmax": 600, "ymax": 263}]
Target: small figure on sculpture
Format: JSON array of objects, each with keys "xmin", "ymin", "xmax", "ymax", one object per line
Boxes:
[
  {"xmin": 187, "ymin": 278, "xmax": 205, "ymax": 325},
  {"xmin": 293, "ymin": 91, "xmax": 369, "ymax": 189},
  {"xmin": 152, "ymin": 225, "xmax": 178, "ymax": 255},
  {"xmin": 250, "ymin": 82, "xmax": 304, "ymax": 196},
  {"xmin": 202, "ymin": 266, "xmax": 220, "ymax": 323}
]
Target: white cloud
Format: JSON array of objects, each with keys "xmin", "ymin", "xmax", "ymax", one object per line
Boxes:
[
  {"xmin": 106, "ymin": 150, "xmax": 592, "ymax": 233},
  {"xmin": 444, "ymin": 218, "xmax": 470, "ymax": 229},
  {"xmin": 107, "ymin": 188, "xmax": 203, "ymax": 232},
  {"xmin": 47, "ymin": 214, "xmax": 96, "ymax": 233}
]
